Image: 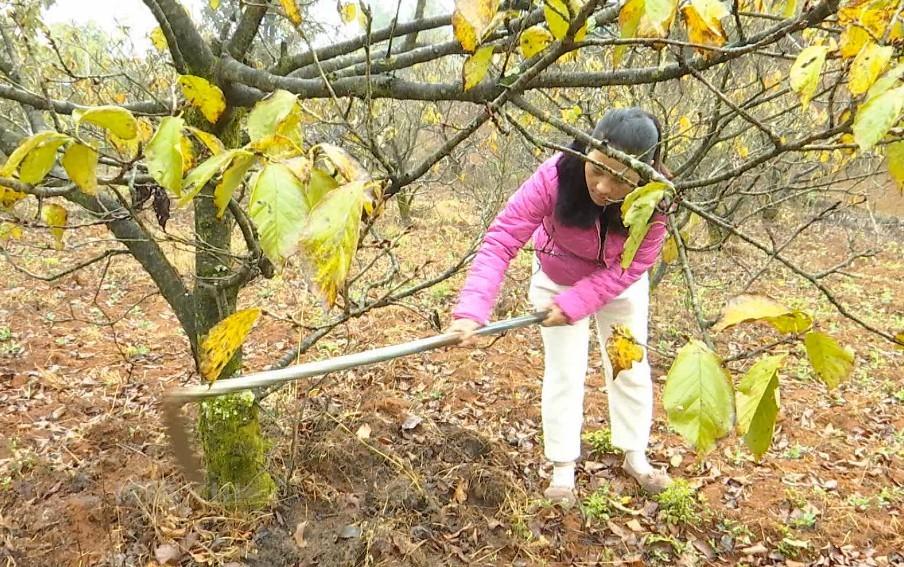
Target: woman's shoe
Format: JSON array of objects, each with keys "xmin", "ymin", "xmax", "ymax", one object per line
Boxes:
[
  {"xmin": 622, "ymin": 460, "xmax": 673, "ymax": 494},
  {"xmin": 543, "ymin": 485, "xmax": 577, "ymax": 509}
]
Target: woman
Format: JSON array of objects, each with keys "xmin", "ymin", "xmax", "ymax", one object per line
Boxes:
[{"xmin": 448, "ymin": 108, "xmax": 672, "ymax": 507}]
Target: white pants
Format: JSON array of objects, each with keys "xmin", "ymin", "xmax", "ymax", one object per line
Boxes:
[{"xmin": 528, "ymin": 263, "xmax": 653, "ymax": 463}]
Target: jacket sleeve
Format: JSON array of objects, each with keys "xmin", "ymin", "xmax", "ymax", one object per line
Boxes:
[
  {"xmin": 452, "ymin": 161, "xmax": 556, "ymax": 325},
  {"xmin": 553, "ymin": 213, "xmax": 667, "ymax": 323}
]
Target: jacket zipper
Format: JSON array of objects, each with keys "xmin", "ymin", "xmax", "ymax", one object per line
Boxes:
[{"xmin": 596, "ymin": 215, "xmax": 608, "ymax": 268}]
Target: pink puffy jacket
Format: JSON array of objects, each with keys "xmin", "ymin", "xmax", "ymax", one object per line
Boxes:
[{"xmin": 452, "ymin": 153, "xmax": 667, "ymax": 325}]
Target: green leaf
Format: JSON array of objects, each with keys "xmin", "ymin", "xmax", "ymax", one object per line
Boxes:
[
  {"xmin": 663, "ymin": 340, "xmax": 734, "ymax": 454},
  {"xmin": 852, "ymin": 85, "xmax": 904, "ymax": 151},
  {"xmin": 41, "ymin": 203, "xmax": 67, "ymax": 250},
  {"xmin": 804, "ymin": 331, "xmax": 854, "ymax": 389},
  {"xmin": 145, "ymin": 116, "xmax": 186, "ymax": 196},
  {"xmin": 298, "ymin": 180, "xmax": 368, "ymax": 307},
  {"xmin": 19, "ymin": 135, "xmax": 70, "ymax": 185},
  {"xmin": 736, "ymin": 355, "xmax": 784, "ymax": 459},
  {"xmin": 620, "ymin": 181, "xmax": 669, "ymax": 268},
  {"xmin": 248, "ymin": 163, "xmax": 309, "ymax": 264},
  {"xmin": 246, "ymin": 90, "xmax": 299, "ymax": 142},
  {"xmin": 306, "ymin": 167, "xmax": 339, "ymax": 209},
  {"xmin": 72, "ymin": 106, "xmax": 138, "ymax": 140},
  {"xmin": 866, "ymin": 63, "xmax": 903, "ymax": 101},
  {"xmin": 178, "ymin": 75, "xmax": 227, "ymax": 124},
  {"xmin": 61, "ymin": 142, "xmax": 99, "ymax": 195},
  {"xmin": 789, "ymin": 45, "xmax": 828, "ymax": 108},
  {"xmin": 214, "ymin": 151, "xmax": 257, "ymax": 218},
  {"xmin": 179, "ymin": 149, "xmax": 240, "ymax": 206},
  {"xmin": 463, "ymin": 45, "xmax": 494, "ymax": 91}
]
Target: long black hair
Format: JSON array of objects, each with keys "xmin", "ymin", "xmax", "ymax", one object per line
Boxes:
[{"xmin": 554, "ymin": 108, "xmax": 665, "ymax": 228}]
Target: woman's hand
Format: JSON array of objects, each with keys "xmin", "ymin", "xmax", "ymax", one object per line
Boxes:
[
  {"xmin": 447, "ymin": 318, "xmax": 482, "ymax": 346},
  {"xmin": 542, "ymin": 305, "xmax": 569, "ymax": 327}
]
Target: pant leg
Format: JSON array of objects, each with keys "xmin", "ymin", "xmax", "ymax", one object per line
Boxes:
[
  {"xmin": 529, "ymin": 265, "xmax": 590, "ymax": 463},
  {"xmin": 593, "ymin": 273, "xmax": 653, "ymax": 452}
]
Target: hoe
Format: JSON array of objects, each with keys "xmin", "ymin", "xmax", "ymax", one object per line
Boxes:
[{"xmin": 162, "ymin": 312, "xmax": 547, "ymax": 482}]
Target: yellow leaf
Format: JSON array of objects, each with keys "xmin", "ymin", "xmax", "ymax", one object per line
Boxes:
[
  {"xmin": 520, "ymin": 25, "xmax": 554, "ymax": 58},
  {"xmin": 636, "ymin": 0, "xmax": 679, "ymax": 37},
  {"xmin": 782, "ymin": 0, "xmax": 798, "ymax": 17},
  {"xmin": 1, "ymin": 131, "xmax": 70, "ymax": 178},
  {"xmin": 560, "ymin": 104, "xmax": 582, "ymax": 123},
  {"xmin": 178, "ymin": 75, "xmax": 227, "ymax": 124},
  {"xmin": 887, "ymin": 141, "xmax": 904, "ymax": 190},
  {"xmin": 605, "ymin": 324, "xmax": 644, "ymax": 377},
  {"xmin": 61, "ymin": 143, "xmax": 99, "ymax": 195},
  {"xmin": 312, "ymin": 143, "xmax": 369, "ymax": 182},
  {"xmin": 150, "ymin": 27, "xmax": 168, "ymax": 52},
  {"xmin": 661, "ymin": 235, "xmax": 678, "ymax": 263},
  {"xmin": 839, "ymin": 24, "xmax": 870, "ymax": 58},
  {"xmin": 200, "ymin": 308, "xmax": 262, "ymax": 383},
  {"xmin": 279, "ymin": 0, "xmax": 302, "ymax": 25},
  {"xmin": 681, "ymin": 0, "xmax": 729, "ymax": 53},
  {"xmin": 73, "ymin": 106, "xmax": 138, "ymax": 140},
  {"xmin": 181, "ymin": 135, "xmax": 195, "ymax": 174},
  {"xmin": 41, "ymin": 203, "xmax": 67, "ymax": 251},
  {"xmin": 209, "ymin": 0, "xmax": 220, "ymax": 8},
  {"xmin": 453, "ymin": 0, "xmax": 499, "ymax": 52},
  {"xmin": 339, "ymin": 2, "xmax": 357, "ymax": 23},
  {"xmin": 109, "ymin": 118, "xmax": 153, "ymax": 159},
  {"xmin": 848, "ymin": 42, "xmax": 893, "ymax": 96},
  {"xmin": 0, "ymin": 186, "xmax": 26, "ymax": 209},
  {"xmin": 766, "ymin": 311, "xmax": 813, "ymax": 334},
  {"xmin": 789, "ymin": 45, "xmax": 828, "ymax": 108},
  {"xmin": 616, "ymin": 0, "xmax": 643, "ymax": 65},
  {"xmin": 545, "ymin": 0, "xmax": 572, "ymax": 40},
  {"xmin": 895, "ymin": 331, "xmax": 904, "ymax": 351},
  {"xmin": 713, "ymin": 294, "xmax": 792, "ymax": 332},
  {"xmin": 678, "ymin": 114, "xmax": 693, "ymax": 132},
  {"xmin": 735, "ymin": 138, "xmax": 749, "ymax": 158},
  {"xmin": 0, "ymin": 222, "xmax": 23, "ymax": 240},
  {"xmin": 462, "ymin": 45, "xmax": 494, "ymax": 91},
  {"xmin": 187, "ymin": 127, "xmax": 226, "ymax": 155},
  {"xmin": 18, "ymin": 135, "xmax": 71, "ymax": 185}
]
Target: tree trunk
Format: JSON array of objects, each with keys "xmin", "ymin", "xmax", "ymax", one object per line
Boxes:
[
  {"xmin": 192, "ymin": 109, "xmax": 275, "ymax": 508},
  {"xmin": 193, "ymin": 182, "xmax": 276, "ymax": 507}
]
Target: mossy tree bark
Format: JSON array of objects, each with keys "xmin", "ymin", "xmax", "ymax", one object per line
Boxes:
[{"xmin": 192, "ymin": 109, "xmax": 276, "ymax": 508}]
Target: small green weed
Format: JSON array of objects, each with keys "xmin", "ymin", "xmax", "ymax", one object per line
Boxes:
[
  {"xmin": 582, "ymin": 427, "xmax": 617, "ymax": 456},
  {"xmin": 581, "ymin": 484, "xmax": 614, "ymax": 524},
  {"xmin": 654, "ymin": 479, "xmax": 700, "ymax": 525}
]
